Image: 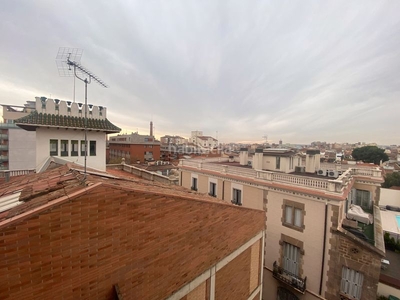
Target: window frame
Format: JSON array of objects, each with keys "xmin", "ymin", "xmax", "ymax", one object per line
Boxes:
[
  {"xmin": 340, "ymin": 267, "xmax": 363, "ymax": 300},
  {"xmin": 209, "ymin": 182, "xmax": 217, "ymax": 197},
  {"xmin": 49, "ymin": 139, "xmax": 58, "ymax": 156},
  {"xmin": 276, "ymin": 156, "xmax": 281, "ymax": 170},
  {"xmin": 283, "ymin": 242, "xmax": 300, "ymax": 276},
  {"xmin": 71, "ymin": 140, "xmax": 79, "ymax": 156},
  {"xmin": 60, "ymin": 140, "xmax": 69, "ymax": 157},
  {"xmin": 191, "ymin": 177, "xmax": 198, "ymax": 191},
  {"xmin": 282, "ymin": 200, "xmax": 305, "ymax": 232},
  {"xmin": 89, "ymin": 140, "xmax": 96, "ymax": 156},
  {"xmin": 232, "ymin": 188, "xmax": 242, "ymax": 206}
]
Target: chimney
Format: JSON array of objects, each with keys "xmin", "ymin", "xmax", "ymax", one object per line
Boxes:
[
  {"xmin": 305, "ymin": 149, "xmax": 321, "ymax": 173},
  {"xmin": 239, "ymin": 148, "xmax": 249, "ymax": 166},
  {"xmin": 252, "ymin": 148, "xmax": 264, "ymax": 170},
  {"xmin": 150, "ymin": 121, "xmax": 153, "ymax": 137}
]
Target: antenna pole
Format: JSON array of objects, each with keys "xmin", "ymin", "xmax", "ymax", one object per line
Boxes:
[
  {"xmin": 84, "ymin": 78, "xmax": 88, "ymax": 181},
  {"xmin": 56, "ymin": 47, "xmax": 107, "ymax": 183}
]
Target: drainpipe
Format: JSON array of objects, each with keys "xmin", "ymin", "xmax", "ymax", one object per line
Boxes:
[
  {"xmin": 180, "ymin": 170, "xmax": 183, "ymax": 187},
  {"xmin": 222, "ymin": 180, "xmax": 225, "ymax": 200},
  {"xmin": 319, "ymin": 203, "xmax": 328, "ymax": 295}
]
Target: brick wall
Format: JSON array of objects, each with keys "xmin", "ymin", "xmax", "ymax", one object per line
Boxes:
[
  {"xmin": 215, "ymin": 247, "xmax": 251, "ymax": 300},
  {"xmin": 109, "ymin": 143, "xmax": 161, "ymax": 163},
  {"xmin": 0, "ymin": 184, "xmax": 264, "ymax": 299},
  {"xmin": 325, "ymin": 207, "xmax": 382, "ymax": 300},
  {"xmin": 215, "ymin": 240, "xmax": 261, "ymax": 300}
]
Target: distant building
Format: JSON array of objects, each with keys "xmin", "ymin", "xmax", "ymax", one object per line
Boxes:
[
  {"xmin": 191, "ymin": 131, "xmax": 218, "ymax": 150},
  {"xmin": 0, "ymin": 102, "xmax": 36, "ymax": 171},
  {"xmin": 109, "ymin": 132, "xmax": 161, "ymax": 164},
  {"xmin": 15, "ymin": 97, "xmax": 120, "ymax": 172},
  {"xmin": 160, "ymin": 135, "xmax": 187, "ymax": 145},
  {"xmin": 0, "ymin": 164, "xmax": 265, "ymax": 299}
]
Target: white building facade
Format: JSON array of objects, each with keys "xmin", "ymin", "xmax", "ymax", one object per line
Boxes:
[{"xmin": 15, "ymin": 97, "xmax": 120, "ymax": 172}]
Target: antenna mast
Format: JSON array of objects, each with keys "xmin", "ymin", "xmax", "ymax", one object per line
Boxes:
[{"xmin": 56, "ymin": 47, "xmax": 108, "ymax": 182}]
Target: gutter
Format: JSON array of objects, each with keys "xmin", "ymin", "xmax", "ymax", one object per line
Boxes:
[{"xmin": 319, "ymin": 203, "xmax": 328, "ymax": 295}]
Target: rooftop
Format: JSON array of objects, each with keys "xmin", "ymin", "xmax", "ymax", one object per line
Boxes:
[
  {"xmin": 0, "ymin": 164, "xmax": 264, "ymax": 299},
  {"xmin": 15, "ymin": 111, "xmax": 121, "ymax": 133}
]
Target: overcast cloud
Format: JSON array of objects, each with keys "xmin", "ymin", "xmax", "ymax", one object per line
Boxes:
[{"xmin": 1, "ymin": 0, "xmax": 399, "ymax": 144}]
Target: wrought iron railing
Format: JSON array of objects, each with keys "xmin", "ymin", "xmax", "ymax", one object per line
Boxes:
[{"xmin": 272, "ymin": 261, "xmax": 307, "ymax": 294}]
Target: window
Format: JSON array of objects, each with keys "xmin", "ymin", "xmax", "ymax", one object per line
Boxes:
[
  {"xmin": 276, "ymin": 156, "xmax": 281, "ymax": 170},
  {"xmin": 191, "ymin": 177, "xmax": 198, "ymax": 191},
  {"xmin": 285, "ymin": 206, "xmax": 303, "ymax": 227},
  {"xmin": 209, "ymin": 182, "xmax": 217, "ymax": 197},
  {"xmin": 81, "ymin": 140, "xmax": 86, "ymax": 156},
  {"xmin": 283, "ymin": 243, "xmax": 300, "ymax": 276},
  {"xmin": 71, "ymin": 140, "xmax": 78, "ymax": 156},
  {"xmin": 341, "ymin": 267, "xmax": 363, "ymax": 299},
  {"xmin": 277, "ymin": 287, "xmax": 299, "ymax": 300},
  {"xmin": 50, "ymin": 139, "xmax": 58, "ymax": 156},
  {"xmin": 60, "ymin": 140, "xmax": 68, "ymax": 156},
  {"xmin": 354, "ymin": 189, "xmax": 371, "ymax": 211},
  {"xmin": 232, "ymin": 188, "xmax": 242, "ymax": 205},
  {"xmin": 283, "ymin": 200, "xmax": 304, "ymax": 231},
  {"xmin": 289, "ymin": 157, "xmax": 294, "ymax": 169},
  {"xmin": 90, "ymin": 141, "xmax": 96, "ymax": 156}
]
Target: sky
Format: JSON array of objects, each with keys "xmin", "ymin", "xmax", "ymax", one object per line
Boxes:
[{"xmin": 0, "ymin": 0, "xmax": 399, "ymax": 145}]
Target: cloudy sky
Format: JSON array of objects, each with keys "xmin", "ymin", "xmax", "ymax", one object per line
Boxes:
[{"xmin": 1, "ymin": 1, "xmax": 399, "ymax": 145}]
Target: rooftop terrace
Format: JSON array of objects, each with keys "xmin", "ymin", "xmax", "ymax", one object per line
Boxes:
[{"xmin": 180, "ymin": 158, "xmax": 382, "ymax": 198}]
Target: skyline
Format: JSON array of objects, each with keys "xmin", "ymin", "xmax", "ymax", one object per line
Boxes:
[{"xmin": 1, "ymin": 1, "xmax": 399, "ymax": 144}]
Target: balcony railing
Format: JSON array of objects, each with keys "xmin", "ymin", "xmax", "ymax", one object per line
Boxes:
[
  {"xmin": 0, "ymin": 155, "xmax": 8, "ymax": 161},
  {"xmin": 0, "ymin": 134, "xmax": 9, "ymax": 139},
  {"xmin": 0, "ymin": 145, "xmax": 8, "ymax": 151},
  {"xmin": 272, "ymin": 261, "xmax": 307, "ymax": 294}
]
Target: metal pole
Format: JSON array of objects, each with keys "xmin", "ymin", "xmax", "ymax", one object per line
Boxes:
[{"xmin": 84, "ymin": 78, "xmax": 88, "ymax": 181}]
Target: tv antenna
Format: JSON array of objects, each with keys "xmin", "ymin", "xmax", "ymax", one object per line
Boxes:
[{"xmin": 56, "ymin": 47, "xmax": 108, "ymax": 182}]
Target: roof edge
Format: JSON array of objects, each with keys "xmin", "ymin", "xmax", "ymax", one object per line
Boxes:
[{"xmin": 0, "ymin": 182, "xmax": 103, "ymax": 229}]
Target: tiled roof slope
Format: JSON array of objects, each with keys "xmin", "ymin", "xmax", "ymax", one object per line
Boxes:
[
  {"xmin": 0, "ymin": 165, "xmax": 264, "ymax": 299},
  {"xmin": 15, "ymin": 111, "xmax": 121, "ymax": 133}
]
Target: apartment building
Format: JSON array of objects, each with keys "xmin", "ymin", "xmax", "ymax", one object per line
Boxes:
[
  {"xmin": 160, "ymin": 135, "xmax": 188, "ymax": 145},
  {"xmin": 109, "ymin": 132, "xmax": 161, "ymax": 163},
  {"xmin": 0, "ymin": 163, "xmax": 265, "ymax": 300},
  {"xmin": 0, "ymin": 102, "xmax": 36, "ymax": 170},
  {"xmin": 14, "ymin": 97, "xmax": 120, "ymax": 172},
  {"xmin": 179, "ymin": 149, "xmax": 385, "ymax": 300},
  {"xmin": 191, "ymin": 131, "xmax": 218, "ymax": 150}
]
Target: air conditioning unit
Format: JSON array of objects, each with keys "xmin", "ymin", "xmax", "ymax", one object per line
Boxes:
[
  {"xmin": 317, "ymin": 169, "xmax": 326, "ymax": 176},
  {"xmin": 328, "ymin": 170, "xmax": 338, "ymax": 178}
]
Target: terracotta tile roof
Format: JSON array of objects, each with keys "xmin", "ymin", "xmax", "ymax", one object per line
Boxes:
[
  {"xmin": 0, "ymin": 163, "xmax": 244, "ymax": 223},
  {"xmin": 14, "ymin": 111, "xmax": 121, "ymax": 133}
]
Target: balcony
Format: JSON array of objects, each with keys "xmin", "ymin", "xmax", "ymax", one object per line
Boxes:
[
  {"xmin": 0, "ymin": 155, "xmax": 8, "ymax": 162},
  {"xmin": 272, "ymin": 261, "xmax": 307, "ymax": 294},
  {"xmin": 0, "ymin": 134, "xmax": 8, "ymax": 140},
  {"xmin": 0, "ymin": 145, "xmax": 8, "ymax": 151}
]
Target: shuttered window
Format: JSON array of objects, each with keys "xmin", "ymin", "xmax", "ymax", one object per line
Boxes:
[
  {"xmin": 341, "ymin": 267, "xmax": 363, "ymax": 299},
  {"xmin": 283, "ymin": 243, "xmax": 299, "ymax": 276}
]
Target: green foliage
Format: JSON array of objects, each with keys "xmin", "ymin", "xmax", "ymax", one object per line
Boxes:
[
  {"xmin": 383, "ymin": 172, "xmax": 400, "ymax": 188},
  {"xmin": 351, "ymin": 146, "xmax": 389, "ymax": 165},
  {"xmin": 384, "ymin": 232, "xmax": 400, "ymax": 252}
]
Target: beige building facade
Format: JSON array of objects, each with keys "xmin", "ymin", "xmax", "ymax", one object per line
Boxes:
[{"xmin": 179, "ymin": 150, "xmax": 385, "ymax": 300}]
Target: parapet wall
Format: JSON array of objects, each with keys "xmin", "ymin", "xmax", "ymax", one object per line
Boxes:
[{"xmin": 35, "ymin": 97, "xmax": 107, "ymax": 120}]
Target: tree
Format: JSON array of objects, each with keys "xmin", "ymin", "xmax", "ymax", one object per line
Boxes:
[
  {"xmin": 383, "ymin": 172, "xmax": 400, "ymax": 188},
  {"xmin": 351, "ymin": 146, "xmax": 389, "ymax": 165}
]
